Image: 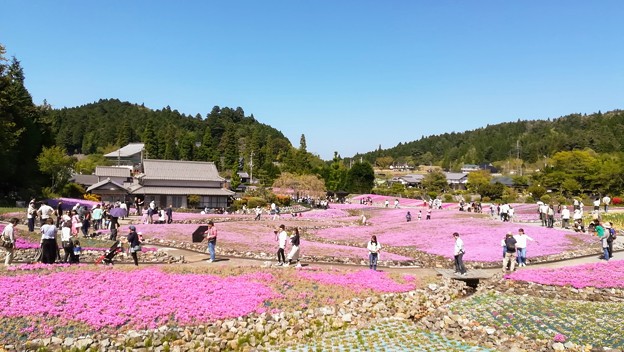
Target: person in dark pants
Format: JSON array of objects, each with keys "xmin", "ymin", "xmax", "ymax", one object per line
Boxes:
[
  {"xmin": 127, "ymin": 226, "xmax": 141, "ymax": 266},
  {"xmin": 453, "ymin": 232, "xmax": 467, "ymax": 276},
  {"xmin": 56, "ymin": 201, "xmax": 64, "ymax": 227},
  {"xmin": 166, "ymin": 205, "xmax": 173, "ymax": 224},
  {"xmin": 27, "ymin": 200, "xmax": 37, "ymax": 232},
  {"xmin": 40, "ymin": 218, "xmax": 58, "ymax": 264},
  {"xmin": 109, "ymin": 216, "xmax": 119, "ymax": 241}
]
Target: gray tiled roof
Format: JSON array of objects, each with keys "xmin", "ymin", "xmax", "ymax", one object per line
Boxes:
[
  {"xmin": 104, "ymin": 143, "xmax": 145, "ymax": 158},
  {"xmin": 95, "ymin": 166, "xmax": 132, "ymax": 178},
  {"xmin": 129, "ymin": 186, "xmax": 234, "ymax": 196},
  {"xmin": 401, "ymin": 174, "xmax": 425, "ymax": 183},
  {"xmin": 142, "ymin": 160, "xmax": 224, "ymax": 181},
  {"xmin": 70, "ymin": 174, "xmax": 98, "ymax": 186},
  {"xmin": 445, "ymin": 172, "xmax": 468, "ymax": 182},
  {"xmin": 86, "ymin": 178, "xmax": 128, "ymax": 193}
]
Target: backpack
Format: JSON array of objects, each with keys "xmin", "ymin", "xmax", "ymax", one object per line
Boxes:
[{"xmin": 505, "ymin": 238, "xmax": 516, "ymax": 252}]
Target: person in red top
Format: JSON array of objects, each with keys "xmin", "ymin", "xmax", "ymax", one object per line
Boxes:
[{"xmin": 204, "ymin": 221, "xmax": 218, "ymax": 262}]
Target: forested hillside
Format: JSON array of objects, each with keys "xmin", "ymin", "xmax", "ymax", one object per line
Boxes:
[
  {"xmin": 357, "ymin": 110, "xmax": 624, "ymax": 170},
  {"xmin": 47, "ymin": 99, "xmax": 295, "ymax": 171}
]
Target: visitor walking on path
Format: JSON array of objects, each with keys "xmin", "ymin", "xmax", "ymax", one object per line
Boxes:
[
  {"xmin": 502, "ymin": 232, "xmax": 517, "ymax": 272},
  {"xmin": 514, "ymin": 228, "xmax": 534, "ymax": 267},
  {"xmin": 453, "ymin": 232, "xmax": 467, "ymax": 276},
  {"xmin": 127, "ymin": 225, "xmax": 142, "ymax": 266},
  {"xmin": 406, "ymin": 211, "xmax": 411, "ymax": 222},
  {"xmin": 40, "ymin": 218, "xmax": 58, "ymax": 264},
  {"xmin": 204, "ymin": 221, "xmax": 218, "ymax": 262},
  {"xmin": 254, "ymin": 206, "xmax": 262, "ymax": 221},
  {"xmin": 606, "ymin": 222, "xmax": 616, "ymax": 259},
  {"xmin": 1, "ymin": 218, "xmax": 19, "ymax": 266},
  {"xmin": 276, "ymin": 224, "xmax": 288, "ymax": 266},
  {"xmin": 60, "ymin": 218, "xmax": 74, "ymax": 263},
  {"xmin": 595, "ymin": 220, "xmax": 609, "ymax": 261},
  {"xmin": 166, "ymin": 205, "xmax": 173, "ymax": 224},
  {"xmin": 27, "ymin": 200, "xmax": 36, "ymax": 232},
  {"xmin": 367, "ymin": 235, "xmax": 381, "ymax": 271},
  {"xmin": 285, "ymin": 227, "xmax": 301, "ymax": 267}
]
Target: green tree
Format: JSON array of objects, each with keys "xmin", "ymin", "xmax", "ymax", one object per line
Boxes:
[
  {"xmin": 346, "ymin": 162, "xmax": 375, "ymax": 194},
  {"xmin": 421, "ymin": 170, "xmax": 448, "ymax": 193},
  {"xmin": 467, "ymin": 170, "xmax": 491, "ymax": 194},
  {"xmin": 143, "ymin": 120, "xmax": 158, "ymax": 159},
  {"xmin": 375, "ymin": 156, "xmax": 394, "ymax": 169},
  {"xmin": 74, "ymin": 154, "xmax": 111, "ymax": 174},
  {"xmin": 326, "ymin": 152, "xmax": 348, "ymax": 191},
  {"xmin": 37, "ymin": 146, "xmax": 75, "ymax": 191},
  {"xmin": 230, "ymin": 161, "xmax": 241, "ymax": 190}
]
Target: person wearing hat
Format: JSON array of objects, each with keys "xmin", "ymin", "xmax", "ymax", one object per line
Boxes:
[
  {"xmin": 502, "ymin": 232, "xmax": 518, "ymax": 272},
  {"xmin": 606, "ymin": 222, "xmax": 616, "ymax": 259},
  {"xmin": 127, "ymin": 225, "xmax": 141, "ymax": 266},
  {"xmin": 27, "ymin": 200, "xmax": 37, "ymax": 232},
  {"xmin": 204, "ymin": 221, "xmax": 218, "ymax": 262}
]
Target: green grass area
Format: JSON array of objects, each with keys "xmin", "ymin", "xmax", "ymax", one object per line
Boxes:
[
  {"xmin": 284, "ymin": 318, "xmax": 495, "ymax": 352},
  {"xmin": 447, "ymin": 292, "xmax": 624, "ymax": 348},
  {"xmin": 0, "ymin": 207, "xmax": 23, "ymax": 216}
]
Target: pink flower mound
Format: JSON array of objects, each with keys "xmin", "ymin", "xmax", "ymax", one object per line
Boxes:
[
  {"xmin": 505, "ymin": 260, "xmax": 624, "ymax": 289},
  {"xmin": 302, "ymin": 208, "xmax": 350, "ymax": 219},
  {"xmin": 0, "ymin": 268, "xmax": 279, "ymax": 329},
  {"xmin": 313, "ymin": 209, "xmax": 593, "ymax": 262},
  {"xmin": 47, "ymin": 197, "xmax": 100, "ymax": 210},
  {"xmin": 297, "ymin": 269, "xmax": 417, "ymax": 293},
  {"xmin": 352, "ymin": 194, "xmax": 427, "ymax": 207}
]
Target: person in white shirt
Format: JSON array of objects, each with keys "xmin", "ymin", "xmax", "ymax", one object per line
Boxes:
[
  {"xmin": 593, "ymin": 198, "xmax": 600, "ymax": 212},
  {"xmin": 453, "ymin": 232, "xmax": 466, "ymax": 275},
  {"xmin": 561, "ymin": 206, "xmax": 571, "ymax": 229},
  {"xmin": 27, "ymin": 200, "xmax": 37, "ymax": 232},
  {"xmin": 367, "ymin": 235, "xmax": 382, "ymax": 271},
  {"xmin": 1, "ymin": 218, "xmax": 19, "ymax": 266},
  {"xmin": 276, "ymin": 224, "xmax": 288, "ymax": 266},
  {"xmin": 37, "ymin": 202, "xmax": 55, "ymax": 227},
  {"xmin": 602, "ymin": 195, "xmax": 611, "ymax": 213},
  {"xmin": 514, "ymin": 228, "xmax": 534, "ymax": 267}
]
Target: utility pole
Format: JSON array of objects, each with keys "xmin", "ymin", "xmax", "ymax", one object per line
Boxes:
[{"xmin": 249, "ymin": 151, "xmax": 254, "ymax": 185}]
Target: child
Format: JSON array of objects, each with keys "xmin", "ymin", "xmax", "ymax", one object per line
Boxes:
[
  {"xmin": 72, "ymin": 239, "xmax": 81, "ymax": 263},
  {"xmin": 417, "ymin": 210, "xmax": 422, "ymax": 221},
  {"xmin": 426, "ymin": 209, "xmax": 431, "ymax": 220}
]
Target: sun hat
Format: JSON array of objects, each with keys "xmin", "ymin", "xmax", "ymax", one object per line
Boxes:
[{"xmin": 604, "ymin": 223, "xmax": 611, "ymax": 229}]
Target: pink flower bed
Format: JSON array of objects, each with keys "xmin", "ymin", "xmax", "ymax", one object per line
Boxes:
[
  {"xmin": 505, "ymin": 260, "xmax": 624, "ymax": 289},
  {"xmin": 352, "ymin": 194, "xmax": 428, "ymax": 207},
  {"xmin": 313, "ymin": 208, "xmax": 594, "ymax": 262},
  {"xmin": 127, "ymin": 222, "xmax": 413, "ymax": 261},
  {"xmin": 297, "ymin": 269, "xmax": 417, "ymax": 293},
  {"xmin": 0, "ymin": 268, "xmax": 279, "ymax": 330},
  {"xmin": 46, "ymin": 197, "xmax": 101, "ymax": 210}
]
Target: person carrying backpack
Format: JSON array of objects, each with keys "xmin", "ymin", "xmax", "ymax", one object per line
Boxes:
[
  {"xmin": 606, "ymin": 222, "xmax": 616, "ymax": 259},
  {"xmin": 502, "ymin": 232, "xmax": 517, "ymax": 272}
]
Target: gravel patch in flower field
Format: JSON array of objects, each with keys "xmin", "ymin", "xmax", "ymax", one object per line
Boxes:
[
  {"xmin": 446, "ymin": 291, "xmax": 624, "ymax": 348},
  {"xmin": 285, "ymin": 318, "xmax": 496, "ymax": 352}
]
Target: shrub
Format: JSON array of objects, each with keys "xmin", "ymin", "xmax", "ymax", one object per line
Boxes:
[
  {"xmin": 540, "ymin": 194, "xmax": 551, "ymax": 204},
  {"xmin": 613, "ymin": 197, "xmax": 623, "ymax": 205},
  {"xmin": 83, "ymin": 193, "xmax": 101, "ymax": 202},
  {"xmin": 276, "ymin": 195, "xmax": 291, "ymax": 206},
  {"xmin": 246, "ymin": 197, "xmax": 267, "ymax": 209},
  {"xmin": 187, "ymin": 195, "xmax": 200, "ymax": 208},
  {"xmin": 443, "ymin": 194, "xmax": 453, "ymax": 203},
  {"xmin": 525, "ymin": 196, "xmax": 535, "ymax": 204}
]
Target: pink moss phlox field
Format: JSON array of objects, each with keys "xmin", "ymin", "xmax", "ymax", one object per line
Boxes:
[
  {"xmin": 0, "ymin": 268, "xmax": 279, "ymax": 330},
  {"xmin": 297, "ymin": 269, "xmax": 417, "ymax": 293},
  {"xmin": 46, "ymin": 197, "xmax": 101, "ymax": 210},
  {"xmin": 7, "ymin": 263, "xmax": 89, "ymax": 271},
  {"xmin": 352, "ymin": 194, "xmax": 427, "ymax": 207},
  {"xmin": 313, "ymin": 208, "xmax": 594, "ymax": 262},
  {"xmin": 505, "ymin": 259, "xmax": 624, "ymax": 289}
]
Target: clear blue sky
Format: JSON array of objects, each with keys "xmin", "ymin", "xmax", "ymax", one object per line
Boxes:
[{"xmin": 2, "ymin": 1, "xmax": 622, "ymax": 160}]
